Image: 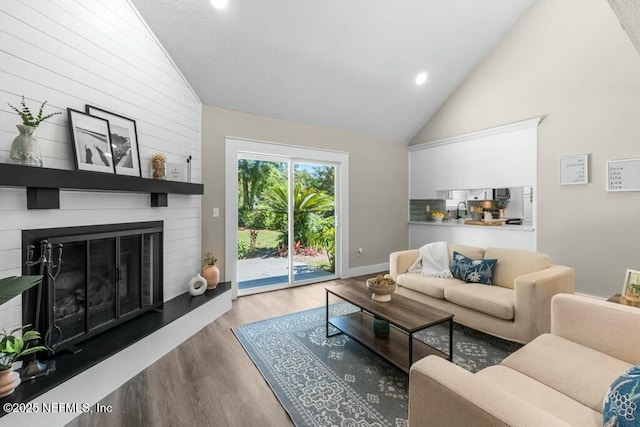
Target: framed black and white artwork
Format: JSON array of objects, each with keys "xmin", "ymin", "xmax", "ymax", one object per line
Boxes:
[
  {"xmin": 67, "ymin": 108, "xmax": 115, "ymax": 174},
  {"xmin": 86, "ymin": 105, "xmax": 141, "ymax": 177}
]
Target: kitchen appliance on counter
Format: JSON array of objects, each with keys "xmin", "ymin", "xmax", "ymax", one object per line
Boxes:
[{"xmin": 493, "ymin": 188, "xmax": 511, "ymax": 200}]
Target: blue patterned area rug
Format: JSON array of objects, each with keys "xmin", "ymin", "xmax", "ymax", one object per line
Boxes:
[{"xmin": 233, "ymin": 303, "xmax": 521, "ymax": 427}]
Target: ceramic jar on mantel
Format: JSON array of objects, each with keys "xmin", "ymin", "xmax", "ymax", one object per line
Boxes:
[
  {"xmin": 10, "ymin": 125, "xmax": 42, "ymax": 167},
  {"xmin": 202, "ymin": 264, "xmax": 220, "ymax": 290},
  {"xmin": 201, "ymin": 251, "xmax": 220, "ymax": 290},
  {"xmin": 150, "ymin": 153, "xmax": 166, "ymax": 179}
]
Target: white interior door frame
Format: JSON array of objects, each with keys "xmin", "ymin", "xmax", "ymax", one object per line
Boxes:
[{"xmin": 225, "ymin": 137, "xmax": 349, "ymax": 299}]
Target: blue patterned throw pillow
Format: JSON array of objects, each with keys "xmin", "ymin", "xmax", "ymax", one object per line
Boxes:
[
  {"xmin": 604, "ymin": 365, "xmax": 640, "ymax": 427},
  {"xmin": 450, "ymin": 251, "xmax": 497, "ymax": 285}
]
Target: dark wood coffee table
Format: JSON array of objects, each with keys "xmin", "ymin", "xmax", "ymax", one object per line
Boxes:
[{"xmin": 326, "ymin": 283, "xmax": 454, "ymax": 373}]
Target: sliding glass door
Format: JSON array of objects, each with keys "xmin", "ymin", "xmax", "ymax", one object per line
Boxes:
[
  {"xmin": 236, "ymin": 155, "xmax": 337, "ymax": 294},
  {"xmin": 237, "ymin": 156, "xmax": 289, "ymax": 291},
  {"xmin": 292, "ymin": 162, "xmax": 336, "ymax": 284}
]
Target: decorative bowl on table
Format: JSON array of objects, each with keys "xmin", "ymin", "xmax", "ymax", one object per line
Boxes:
[
  {"xmin": 366, "ymin": 275, "xmax": 397, "ymax": 302},
  {"xmin": 431, "ymin": 212, "xmax": 444, "ymax": 222}
]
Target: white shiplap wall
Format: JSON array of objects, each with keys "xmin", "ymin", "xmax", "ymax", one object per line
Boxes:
[{"xmin": 0, "ymin": 0, "xmax": 202, "ymax": 331}]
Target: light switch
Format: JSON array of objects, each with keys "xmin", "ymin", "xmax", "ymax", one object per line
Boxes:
[{"xmin": 213, "ymin": 207, "xmax": 219, "ymax": 217}]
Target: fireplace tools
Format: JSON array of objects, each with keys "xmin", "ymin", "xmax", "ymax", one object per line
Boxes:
[
  {"xmin": 21, "ymin": 239, "xmax": 63, "ymax": 380},
  {"xmin": 44, "ymin": 241, "xmax": 63, "ymax": 352}
]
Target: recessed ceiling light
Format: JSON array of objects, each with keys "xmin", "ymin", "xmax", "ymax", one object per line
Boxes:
[
  {"xmin": 415, "ymin": 71, "xmax": 428, "ymax": 86},
  {"xmin": 210, "ymin": 0, "xmax": 229, "ymax": 10}
]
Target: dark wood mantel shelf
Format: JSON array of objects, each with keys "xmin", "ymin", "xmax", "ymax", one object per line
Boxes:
[{"xmin": 0, "ymin": 163, "xmax": 203, "ymax": 209}]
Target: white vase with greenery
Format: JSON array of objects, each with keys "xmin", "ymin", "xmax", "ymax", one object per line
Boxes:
[{"xmin": 7, "ymin": 96, "xmax": 61, "ymax": 167}]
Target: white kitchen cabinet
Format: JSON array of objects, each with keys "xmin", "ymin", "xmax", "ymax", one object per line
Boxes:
[
  {"xmin": 408, "ymin": 117, "xmax": 541, "ymax": 250},
  {"xmin": 409, "ymin": 118, "xmax": 541, "ymax": 198}
]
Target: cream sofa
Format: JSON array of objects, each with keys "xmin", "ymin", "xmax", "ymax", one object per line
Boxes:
[
  {"xmin": 409, "ymin": 294, "xmax": 640, "ymax": 426},
  {"xmin": 389, "ymin": 244, "xmax": 574, "ymax": 344}
]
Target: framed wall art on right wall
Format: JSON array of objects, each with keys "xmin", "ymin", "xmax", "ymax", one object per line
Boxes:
[{"xmin": 621, "ymin": 269, "xmax": 640, "ymax": 306}]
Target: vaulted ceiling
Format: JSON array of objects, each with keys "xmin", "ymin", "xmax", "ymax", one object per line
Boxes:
[
  {"xmin": 130, "ymin": 0, "xmax": 534, "ymax": 142},
  {"xmin": 608, "ymin": 0, "xmax": 640, "ymax": 57}
]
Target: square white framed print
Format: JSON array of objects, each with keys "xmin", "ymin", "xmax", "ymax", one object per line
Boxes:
[
  {"xmin": 558, "ymin": 154, "xmax": 589, "ymax": 185},
  {"xmin": 607, "ymin": 158, "xmax": 640, "ymax": 192}
]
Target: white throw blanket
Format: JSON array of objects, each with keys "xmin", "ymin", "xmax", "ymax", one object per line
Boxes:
[{"xmin": 408, "ymin": 241, "xmax": 453, "ymax": 278}]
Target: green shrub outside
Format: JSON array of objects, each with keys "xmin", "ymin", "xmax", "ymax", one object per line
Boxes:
[{"xmin": 237, "ymin": 240, "xmax": 250, "ymax": 259}]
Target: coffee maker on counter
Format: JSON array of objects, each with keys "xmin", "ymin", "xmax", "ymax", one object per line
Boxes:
[{"xmin": 467, "ymin": 188, "xmax": 510, "ymax": 221}]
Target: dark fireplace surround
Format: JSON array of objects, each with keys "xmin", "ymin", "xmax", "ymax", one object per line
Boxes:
[
  {"xmin": 21, "ymin": 221, "xmax": 163, "ymax": 356},
  {"xmin": 0, "ymin": 218, "xmax": 227, "ymax": 413}
]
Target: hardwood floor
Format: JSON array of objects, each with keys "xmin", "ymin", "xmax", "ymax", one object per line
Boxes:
[{"xmin": 67, "ymin": 277, "xmax": 367, "ymax": 427}]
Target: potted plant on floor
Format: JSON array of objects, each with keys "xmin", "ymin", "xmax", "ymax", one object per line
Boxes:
[
  {"xmin": 202, "ymin": 251, "xmax": 220, "ymax": 290},
  {"xmin": 0, "ymin": 325, "xmax": 46, "ymax": 397}
]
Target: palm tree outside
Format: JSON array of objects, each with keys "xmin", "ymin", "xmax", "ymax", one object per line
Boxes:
[{"xmin": 237, "ymin": 159, "xmax": 336, "ymax": 290}]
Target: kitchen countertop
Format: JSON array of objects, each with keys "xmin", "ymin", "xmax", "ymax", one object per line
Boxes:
[{"xmin": 409, "ymin": 220, "xmax": 534, "ymax": 232}]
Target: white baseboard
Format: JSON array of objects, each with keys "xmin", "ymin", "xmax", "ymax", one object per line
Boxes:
[
  {"xmin": 2, "ymin": 290, "xmax": 232, "ymax": 427},
  {"xmin": 343, "ymin": 262, "xmax": 389, "ymax": 279}
]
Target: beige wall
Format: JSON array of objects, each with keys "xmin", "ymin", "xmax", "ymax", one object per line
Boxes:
[
  {"xmin": 411, "ymin": 0, "xmax": 640, "ymax": 298},
  {"xmin": 202, "ymin": 105, "xmax": 408, "ymax": 281}
]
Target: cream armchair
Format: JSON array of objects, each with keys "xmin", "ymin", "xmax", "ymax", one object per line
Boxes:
[{"xmin": 409, "ymin": 294, "xmax": 640, "ymax": 426}]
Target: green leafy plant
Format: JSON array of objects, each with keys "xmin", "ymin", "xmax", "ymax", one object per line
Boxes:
[
  {"xmin": 306, "ymin": 216, "xmax": 336, "ymax": 271},
  {"xmin": 0, "ymin": 325, "xmax": 46, "ymax": 371},
  {"xmin": 203, "ymin": 251, "xmax": 217, "ymax": 266},
  {"xmin": 237, "ymin": 240, "xmax": 249, "ymax": 259},
  {"xmin": 261, "ymin": 183, "xmax": 334, "ymax": 245},
  {"xmin": 7, "ymin": 96, "xmax": 61, "ymax": 128},
  {"xmin": 0, "ymin": 276, "xmax": 42, "ymax": 306}
]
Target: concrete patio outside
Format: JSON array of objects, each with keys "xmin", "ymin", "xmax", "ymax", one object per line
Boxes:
[{"xmin": 238, "ymin": 256, "xmax": 333, "ymax": 290}]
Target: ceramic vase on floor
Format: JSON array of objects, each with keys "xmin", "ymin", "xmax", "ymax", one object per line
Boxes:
[
  {"xmin": 10, "ymin": 125, "xmax": 42, "ymax": 167},
  {"xmin": 0, "ymin": 368, "xmax": 21, "ymax": 398},
  {"xmin": 202, "ymin": 265, "xmax": 220, "ymax": 290}
]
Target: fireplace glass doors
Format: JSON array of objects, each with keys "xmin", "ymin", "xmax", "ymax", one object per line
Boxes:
[{"xmin": 22, "ymin": 222, "xmax": 163, "ymax": 354}]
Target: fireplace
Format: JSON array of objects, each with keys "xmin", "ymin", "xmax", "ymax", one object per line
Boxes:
[{"xmin": 21, "ymin": 222, "xmax": 163, "ymax": 355}]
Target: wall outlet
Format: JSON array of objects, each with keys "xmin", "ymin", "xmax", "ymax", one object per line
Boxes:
[{"xmin": 213, "ymin": 207, "xmax": 219, "ymax": 217}]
